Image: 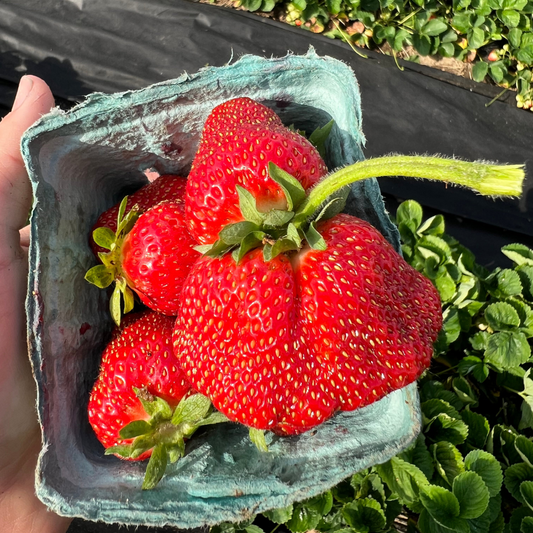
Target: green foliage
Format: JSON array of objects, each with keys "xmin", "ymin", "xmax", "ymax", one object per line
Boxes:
[
  {"xmin": 209, "ymin": 200, "xmax": 533, "ymax": 533},
  {"xmin": 233, "ymin": 0, "xmax": 533, "ymax": 111}
]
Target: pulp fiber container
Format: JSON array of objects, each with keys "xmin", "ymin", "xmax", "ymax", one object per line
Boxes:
[{"xmin": 22, "ymin": 50, "xmax": 420, "ymax": 528}]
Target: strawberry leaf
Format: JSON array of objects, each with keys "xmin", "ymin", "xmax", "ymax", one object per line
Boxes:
[
  {"xmin": 167, "ymin": 441, "xmax": 186, "ymax": 464},
  {"xmin": 85, "ymin": 265, "xmax": 115, "ymax": 289},
  {"xmin": 171, "ymin": 393, "xmax": 212, "ymax": 425},
  {"xmin": 92, "ymin": 227, "xmax": 116, "ymax": 250},
  {"xmin": 119, "ymin": 420, "xmax": 152, "ymax": 439},
  {"xmin": 232, "ymin": 231, "xmax": 266, "ymax": 264},
  {"xmin": 249, "ymin": 428, "xmax": 268, "ymax": 452},
  {"xmin": 268, "ymin": 162, "xmax": 307, "ymax": 211},
  {"xmin": 196, "ymin": 411, "xmax": 230, "ymax": 426},
  {"xmin": 308, "ymin": 119, "xmax": 334, "ymax": 160},
  {"xmin": 104, "ymin": 444, "xmax": 133, "ymax": 458},
  {"xmin": 270, "ymin": 238, "xmax": 301, "ymax": 260},
  {"xmin": 502, "ymin": 244, "xmax": 533, "ymax": 266},
  {"xmin": 263, "ymin": 209, "xmax": 294, "ymax": 228},
  {"xmin": 236, "ymin": 185, "xmax": 265, "ymax": 226},
  {"xmin": 305, "ymin": 222, "xmax": 327, "ymax": 251},
  {"xmin": 110, "ymin": 284, "xmax": 122, "ymax": 326},
  {"xmin": 219, "ymin": 221, "xmax": 260, "ymax": 245},
  {"xmin": 142, "ymin": 443, "xmax": 168, "ymax": 490}
]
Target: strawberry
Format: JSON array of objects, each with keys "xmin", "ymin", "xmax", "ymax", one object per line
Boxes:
[
  {"xmin": 184, "ymin": 98, "xmax": 328, "ymax": 245},
  {"xmin": 86, "ymin": 198, "xmax": 200, "ymax": 323},
  {"xmin": 173, "ymin": 213, "xmax": 442, "ymax": 436},
  {"xmin": 90, "ymin": 174, "xmax": 188, "ymax": 257},
  {"xmin": 88, "ymin": 310, "xmax": 227, "ymax": 489}
]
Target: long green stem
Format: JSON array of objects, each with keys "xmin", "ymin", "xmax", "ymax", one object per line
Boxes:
[{"xmin": 292, "ymin": 155, "xmax": 525, "ymax": 228}]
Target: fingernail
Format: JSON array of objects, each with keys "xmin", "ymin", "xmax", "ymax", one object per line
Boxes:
[{"xmin": 12, "ymin": 76, "xmax": 34, "ymax": 111}]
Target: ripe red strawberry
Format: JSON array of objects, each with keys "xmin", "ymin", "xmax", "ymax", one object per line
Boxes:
[
  {"xmin": 88, "ymin": 310, "xmax": 228, "ymax": 489},
  {"xmin": 86, "ymin": 199, "xmax": 200, "ymax": 323},
  {"xmin": 88, "ymin": 310, "xmax": 191, "ymax": 458},
  {"xmin": 90, "ymin": 174, "xmax": 187, "ymax": 257},
  {"xmin": 173, "ymin": 213, "xmax": 442, "ymax": 435},
  {"xmin": 119, "ymin": 200, "xmax": 200, "ymax": 314},
  {"xmin": 184, "ymin": 98, "xmax": 328, "ymax": 245}
]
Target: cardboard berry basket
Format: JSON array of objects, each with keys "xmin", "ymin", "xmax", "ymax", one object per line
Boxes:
[{"xmin": 22, "ymin": 50, "xmax": 420, "ymax": 528}]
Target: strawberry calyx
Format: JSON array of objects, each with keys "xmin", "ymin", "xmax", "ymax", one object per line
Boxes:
[
  {"xmin": 85, "ymin": 196, "xmax": 139, "ymax": 325},
  {"xmin": 105, "ymin": 389, "xmax": 229, "ymax": 490},
  {"xmin": 194, "ymin": 163, "xmax": 341, "ymax": 263},
  {"xmin": 196, "ymin": 155, "xmax": 525, "ymax": 263}
]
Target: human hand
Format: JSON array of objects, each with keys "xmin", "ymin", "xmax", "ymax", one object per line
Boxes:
[{"xmin": 0, "ymin": 76, "xmax": 72, "ymax": 533}]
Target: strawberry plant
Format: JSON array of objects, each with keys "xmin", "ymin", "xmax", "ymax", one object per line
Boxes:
[
  {"xmin": 210, "ymin": 199, "xmax": 533, "ymax": 532},
  {"xmin": 229, "ymin": 0, "xmax": 533, "ymax": 111}
]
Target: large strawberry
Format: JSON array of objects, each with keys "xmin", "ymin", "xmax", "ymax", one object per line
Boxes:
[
  {"xmin": 88, "ymin": 310, "xmax": 227, "ymax": 489},
  {"xmin": 86, "ymin": 198, "xmax": 200, "ymax": 324},
  {"xmin": 173, "ymin": 214, "xmax": 442, "ymax": 436},
  {"xmin": 184, "ymin": 97, "xmax": 328, "ymax": 245},
  {"xmin": 90, "ymin": 174, "xmax": 187, "ymax": 257},
  {"xmin": 174, "ymin": 139, "xmax": 524, "ymax": 439}
]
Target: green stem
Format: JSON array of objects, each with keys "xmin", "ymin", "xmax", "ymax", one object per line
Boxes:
[{"xmin": 292, "ymin": 155, "xmax": 525, "ymax": 228}]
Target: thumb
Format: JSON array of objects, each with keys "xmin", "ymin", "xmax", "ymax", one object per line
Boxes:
[{"xmin": 0, "ymin": 76, "xmax": 55, "ymax": 232}]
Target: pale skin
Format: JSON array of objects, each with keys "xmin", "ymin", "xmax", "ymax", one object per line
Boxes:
[{"xmin": 0, "ymin": 75, "xmax": 72, "ymax": 533}]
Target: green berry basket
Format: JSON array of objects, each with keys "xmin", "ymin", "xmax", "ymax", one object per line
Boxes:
[{"xmin": 22, "ymin": 49, "xmax": 420, "ymax": 528}]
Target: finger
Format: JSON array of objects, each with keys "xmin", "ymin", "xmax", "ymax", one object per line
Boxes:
[
  {"xmin": 0, "ymin": 76, "xmax": 55, "ymax": 233},
  {"xmin": 20, "ymin": 225, "xmax": 30, "ymax": 249}
]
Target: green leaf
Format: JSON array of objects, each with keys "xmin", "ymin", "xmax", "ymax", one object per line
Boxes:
[
  {"xmin": 509, "ymin": 27, "xmax": 523, "ymax": 48},
  {"xmin": 423, "ymin": 18, "xmax": 449, "ymax": 36},
  {"xmin": 343, "ymin": 498, "xmax": 386, "ymax": 532},
  {"xmin": 249, "ymin": 428, "xmax": 268, "ymax": 452},
  {"xmin": 196, "ymin": 411, "xmax": 230, "ymax": 427},
  {"xmin": 219, "ymin": 221, "xmax": 260, "ymax": 245},
  {"xmin": 521, "ymin": 481, "xmax": 533, "ymax": 512},
  {"xmin": 500, "ymin": 8, "xmax": 521, "ymax": 27},
  {"xmin": 286, "ymin": 503, "xmax": 322, "ymax": 533},
  {"xmin": 485, "ymin": 301, "xmax": 521, "ymax": 331},
  {"xmin": 374, "ymin": 457, "xmax": 429, "ymax": 506},
  {"xmin": 135, "ymin": 388, "xmax": 173, "ymax": 420},
  {"xmin": 263, "ymin": 504, "xmax": 294, "ymax": 524},
  {"xmin": 233, "ymin": 231, "xmax": 265, "ymax": 264},
  {"xmin": 413, "ymin": 33, "xmax": 432, "ymax": 55},
  {"xmin": 268, "ymin": 163, "xmax": 307, "ymax": 211},
  {"xmin": 503, "ymin": 244, "xmax": 533, "ymax": 266},
  {"xmin": 504, "ymin": 463, "xmax": 533, "ymax": 504},
  {"xmin": 523, "ymin": 516, "xmax": 533, "ymax": 533},
  {"xmin": 431, "ymin": 441, "xmax": 465, "ymax": 486},
  {"xmin": 167, "ymin": 441, "xmax": 185, "ymax": 463},
  {"xmin": 453, "ymin": 376, "xmax": 478, "ymax": 405},
  {"xmin": 516, "ymin": 436, "xmax": 533, "ymax": 468},
  {"xmin": 418, "ymin": 214, "xmax": 445, "ymax": 236},
  {"xmin": 468, "ymin": 27, "xmax": 486, "ymax": 48},
  {"xmin": 453, "ymin": 471, "xmax": 490, "ymax": 519},
  {"xmin": 517, "ymin": 44, "xmax": 533, "ymax": 63},
  {"xmin": 110, "ymin": 284, "xmax": 122, "ymax": 326},
  {"xmin": 92, "ymin": 226, "xmax": 116, "ymax": 250},
  {"xmin": 305, "ymin": 222, "xmax": 327, "ymax": 251},
  {"xmin": 270, "ymin": 238, "xmax": 301, "ymax": 259},
  {"xmin": 472, "ymin": 61, "xmax": 489, "ymax": 81},
  {"xmin": 236, "ymin": 185, "xmax": 265, "ymax": 226},
  {"xmin": 306, "ymin": 491, "xmax": 334, "ymax": 515},
  {"xmin": 497, "ymin": 269, "xmax": 523, "ymax": 297},
  {"xmin": 85, "ymin": 264, "xmax": 115, "ymax": 289},
  {"xmin": 171, "ymin": 393, "xmax": 212, "ymax": 425},
  {"xmin": 419, "ymin": 485, "xmax": 469, "ymax": 532},
  {"xmin": 484, "ymin": 330, "xmax": 531, "ymax": 369},
  {"xmin": 142, "ymin": 443, "xmax": 168, "ymax": 490},
  {"xmin": 489, "ymin": 62, "xmax": 507, "ymax": 82},
  {"xmin": 308, "ymin": 119, "xmax": 334, "ymax": 160},
  {"xmin": 263, "ymin": 209, "xmax": 295, "ymax": 228},
  {"xmin": 462, "ymin": 410, "xmax": 490, "ymax": 449},
  {"xmin": 119, "ymin": 420, "xmax": 152, "ymax": 439},
  {"xmin": 104, "ymin": 444, "xmax": 132, "ymax": 458}
]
